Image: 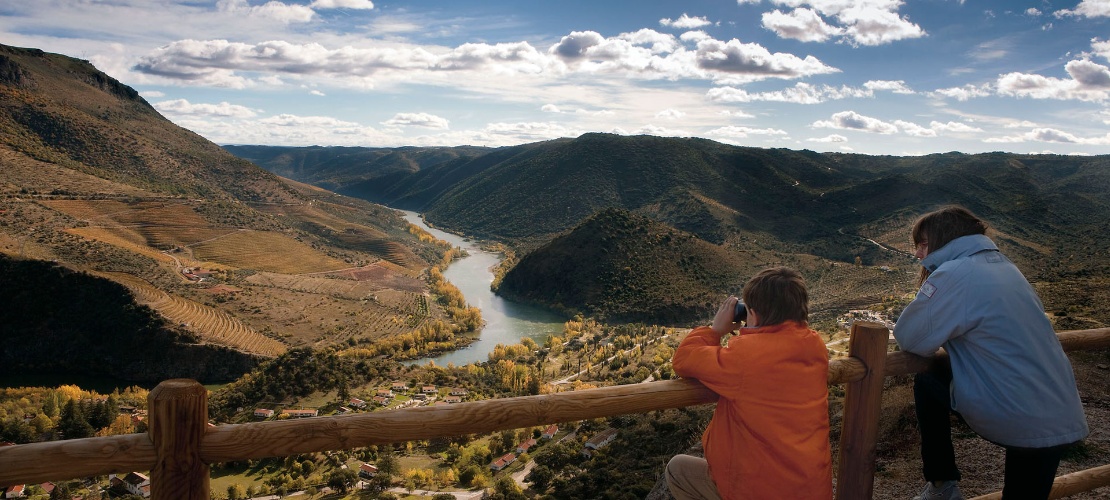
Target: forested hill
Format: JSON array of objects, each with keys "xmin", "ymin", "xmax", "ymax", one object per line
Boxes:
[
  {"xmin": 495, "ymin": 208, "xmax": 752, "ymax": 324},
  {"xmin": 233, "ymin": 135, "xmax": 1110, "ymax": 276}
]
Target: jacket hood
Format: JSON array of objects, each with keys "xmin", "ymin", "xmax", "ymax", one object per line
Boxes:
[{"xmin": 921, "ymin": 234, "xmax": 997, "ymax": 273}]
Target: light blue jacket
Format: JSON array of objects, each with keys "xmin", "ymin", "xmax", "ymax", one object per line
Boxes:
[{"xmin": 894, "ymin": 234, "xmax": 1088, "ymax": 448}]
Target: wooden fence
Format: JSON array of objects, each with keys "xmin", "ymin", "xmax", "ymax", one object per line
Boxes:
[{"xmin": 2, "ymin": 324, "xmax": 1109, "ymax": 499}]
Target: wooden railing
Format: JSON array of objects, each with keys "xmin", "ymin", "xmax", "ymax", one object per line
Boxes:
[{"xmin": 2, "ymin": 324, "xmax": 1108, "ymax": 499}]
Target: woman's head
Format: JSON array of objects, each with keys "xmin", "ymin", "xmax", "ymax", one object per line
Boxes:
[
  {"xmin": 742, "ymin": 266, "xmax": 808, "ymax": 326},
  {"xmin": 912, "ymin": 205, "xmax": 989, "ymax": 258}
]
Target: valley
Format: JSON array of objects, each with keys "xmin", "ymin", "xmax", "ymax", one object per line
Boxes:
[{"xmin": 2, "ymin": 43, "xmax": 1109, "ymax": 499}]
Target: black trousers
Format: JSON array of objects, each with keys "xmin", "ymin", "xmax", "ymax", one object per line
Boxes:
[{"xmin": 914, "ymin": 367, "xmax": 1071, "ymax": 499}]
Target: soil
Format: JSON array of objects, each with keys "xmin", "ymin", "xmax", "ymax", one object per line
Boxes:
[{"xmin": 868, "ymin": 349, "xmax": 1110, "ymax": 499}]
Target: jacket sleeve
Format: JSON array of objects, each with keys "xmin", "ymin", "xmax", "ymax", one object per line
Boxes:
[
  {"xmin": 893, "ymin": 263, "xmax": 971, "ymax": 356},
  {"xmin": 672, "ymin": 326, "xmax": 743, "ymax": 393}
]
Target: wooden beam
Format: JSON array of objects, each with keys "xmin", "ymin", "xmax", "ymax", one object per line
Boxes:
[
  {"xmin": 835, "ymin": 321, "xmax": 890, "ymax": 500},
  {"xmin": 200, "ymin": 378, "xmax": 720, "ymax": 463},
  {"xmin": 149, "ymin": 379, "xmax": 210, "ymax": 500},
  {"xmin": 969, "ymin": 462, "xmax": 1110, "ymax": 499}
]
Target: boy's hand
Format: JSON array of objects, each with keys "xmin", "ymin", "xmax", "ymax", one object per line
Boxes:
[{"xmin": 712, "ymin": 296, "xmax": 742, "ymax": 336}]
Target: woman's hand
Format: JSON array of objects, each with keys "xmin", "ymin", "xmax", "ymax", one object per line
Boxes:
[{"xmin": 711, "ymin": 296, "xmax": 741, "ymax": 336}]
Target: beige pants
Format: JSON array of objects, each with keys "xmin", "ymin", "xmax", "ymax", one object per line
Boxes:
[{"xmin": 666, "ymin": 454, "xmax": 722, "ymax": 500}]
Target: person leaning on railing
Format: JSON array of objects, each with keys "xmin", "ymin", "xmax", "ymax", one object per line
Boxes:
[
  {"xmin": 893, "ymin": 205, "xmax": 1089, "ymax": 500},
  {"xmin": 666, "ymin": 267, "xmax": 833, "ymax": 500}
]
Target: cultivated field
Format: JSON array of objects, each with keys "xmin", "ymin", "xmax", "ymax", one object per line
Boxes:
[
  {"xmin": 95, "ymin": 271, "xmax": 287, "ymax": 356},
  {"xmin": 191, "ymin": 230, "xmax": 350, "ymax": 274}
]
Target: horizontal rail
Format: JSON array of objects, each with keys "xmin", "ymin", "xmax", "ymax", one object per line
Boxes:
[{"xmin": 1, "ymin": 327, "xmax": 1106, "ymax": 488}]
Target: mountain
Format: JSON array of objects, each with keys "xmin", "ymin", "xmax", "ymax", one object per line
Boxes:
[
  {"xmin": 222, "ymin": 144, "xmax": 491, "ymax": 194},
  {"xmin": 237, "ymin": 135, "xmax": 1110, "ymax": 327},
  {"xmin": 0, "ymin": 44, "xmax": 452, "ymax": 383},
  {"xmin": 496, "ymin": 208, "xmax": 751, "ymax": 324}
]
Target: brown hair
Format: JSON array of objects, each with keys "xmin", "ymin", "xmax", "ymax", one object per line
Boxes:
[
  {"xmin": 912, "ymin": 205, "xmax": 989, "ymax": 284},
  {"xmin": 742, "ymin": 266, "xmax": 809, "ymax": 326}
]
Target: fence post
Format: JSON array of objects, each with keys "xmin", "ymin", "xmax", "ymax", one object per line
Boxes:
[
  {"xmin": 835, "ymin": 321, "xmax": 890, "ymax": 500},
  {"xmin": 149, "ymin": 379, "xmax": 210, "ymax": 500}
]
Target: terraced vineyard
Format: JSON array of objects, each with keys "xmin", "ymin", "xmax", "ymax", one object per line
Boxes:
[
  {"xmin": 95, "ymin": 271, "xmax": 287, "ymax": 357},
  {"xmin": 244, "ymin": 271, "xmax": 386, "ymax": 299},
  {"xmin": 191, "ymin": 230, "xmax": 349, "ymax": 274},
  {"xmin": 41, "ymin": 199, "xmax": 237, "ymax": 249},
  {"xmin": 66, "ymin": 226, "xmax": 176, "ymax": 264}
]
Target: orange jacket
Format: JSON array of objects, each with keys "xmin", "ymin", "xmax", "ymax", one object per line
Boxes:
[{"xmin": 672, "ymin": 321, "xmax": 832, "ymax": 500}]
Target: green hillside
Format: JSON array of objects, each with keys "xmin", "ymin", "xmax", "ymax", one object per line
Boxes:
[{"xmin": 496, "ymin": 208, "xmax": 754, "ymax": 324}]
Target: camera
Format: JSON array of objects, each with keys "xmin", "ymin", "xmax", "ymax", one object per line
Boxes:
[{"xmin": 733, "ymin": 301, "xmax": 747, "ymax": 323}]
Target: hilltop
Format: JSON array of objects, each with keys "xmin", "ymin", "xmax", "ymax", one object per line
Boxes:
[
  {"xmin": 0, "ymin": 44, "xmax": 466, "ymax": 383},
  {"xmin": 238, "ymin": 137, "xmax": 1110, "ymax": 328}
]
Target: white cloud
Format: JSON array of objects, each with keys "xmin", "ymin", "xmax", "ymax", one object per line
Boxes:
[
  {"xmin": 142, "ymin": 90, "xmax": 166, "ymax": 98},
  {"xmin": 656, "ymin": 108, "xmax": 686, "ymax": 119},
  {"xmin": 311, "ymin": 0, "xmax": 375, "ymax": 9},
  {"xmin": 718, "ymin": 109, "xmax": 757, "ymax": 118},
  {"xmin": 259, "ymin": 114, "xmax": 361, "ymax": 127},
  {"xmin": 893, "ymin": 120, "xmax": 936, "ymax": 137},
  {"xmin": 633, "ymin": 124, "xmax": 693, "ymax": 137},
  {"xmin": 838, "ymin": 6, "xmax": 925, "ymax": 46},
  {"xmin": 864, "ymin": 79, "xmax": 913, "ymax": 93},
  {"xmin": 1004, "ymin": 120, "xmax": 1038, "ymax": 128},
  {"xmin": 1093, "ymin": 38, "xmax": 1110, "ymax": 61},
  {"xmin": 761, "ymin": 8, "xmax": 843, "ymax": 42},
  {"xmin": 694, "ymin": 38, "xmax": 839, "ymax": 80},
  {"xmin": 216, "ymin": 0, "xmax": 315, "ymax": 24},
  {"xmin": 706, "ymin": 125, "xmax": 788, "ymax": 138},
  {"xmin": 381, "ymin": 112, "xmax": 450, "ymax": 129},
  {"xmin": 680, "ymin": 30, "xmax": 713, "ymax": 43},
  {"xmin": 812, "ymin": 111, "xmax": 900, "ymax": 134},
  {"xmin": 541, "ymin": 104, "xmax": 562, "ymax": 113},
  {"xmin": 707, "ymin": 82, "xmax": 871, "ymax": 104},
  {"xmin": 483, "ymin": 121, "xmax": 580, "ymax": 141},
  {"xmin": 932, "ymin": 84, "xmax": 994, "ymax": 101},
  {"xmin": 1026, "ymin": 8, "xmax": 1042, "ymax": 16},
  {"xmin": 930, "ymin": 121, "xmax": 983, "ymax": 133},
  {"xmin": 808, "ymin": 134, "xmax": 848, "ymax": 143},
  {"xmin": 746, "ymin": 1, "xmax": 925, "ymax": 46},
  {"xmin": 1055, "ymin": 0, "xmax": 1110, "ymax": 18},
  {"xmin": 154, "ymin": 98, "xmax": 259, "ymax": 118},
  {"xmin": 618, "ymin": 29, "xmax": 681, "ymax": 54},
  {"xmin": 995, "ymin": 60, "xmax": 1110, "ymax": 101},
  {"xmin": 984, "ymin": 127, "xmax": 1110, "ymax": 145},
  {"xmin": 309, "ymin": 89, "xmax": 325, "ymax": 96},
  {"xmin": 660, "ymin": 14, "xmax": 713, "ymax": 29}
]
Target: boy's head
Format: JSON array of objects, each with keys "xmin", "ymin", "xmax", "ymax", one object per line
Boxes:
[{"xmin": 741, "ymin": 267, "xmax": 808, "ymax": 327}]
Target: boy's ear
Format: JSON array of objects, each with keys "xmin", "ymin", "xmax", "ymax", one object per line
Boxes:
[{"xmin": 748, "ymin": 308, "xmax": 759, "ymax": 327}]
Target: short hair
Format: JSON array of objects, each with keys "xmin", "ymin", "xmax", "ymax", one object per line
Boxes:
[
  {"xmin": 912, "ymin": 205, "xmax": 989, "ymax": 255},
  {"xmin": 742, "ymin": 267, "xmax": 809, "ymax": 326}
]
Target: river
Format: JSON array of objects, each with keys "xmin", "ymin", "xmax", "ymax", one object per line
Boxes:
[{"xmin": 400, "ymin": 211, "xmax": 566, "ymax": 366}]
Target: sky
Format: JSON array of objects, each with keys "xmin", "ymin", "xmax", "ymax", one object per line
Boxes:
[{"xmin": 2, "ymin": 1, "xmax": 1110, "ymax": 156}]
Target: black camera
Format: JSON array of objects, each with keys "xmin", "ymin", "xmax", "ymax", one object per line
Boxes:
[{"xmin": 733, "ymin": 301, "xmax": 747, "ymax": 323}]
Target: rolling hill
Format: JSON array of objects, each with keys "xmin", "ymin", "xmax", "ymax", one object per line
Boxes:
[
  {"xmin": 0, "ymin": 43, "xmax": 456, "ymax": 383},
  {"xmin": 237, "ymin": 135, "xmax": 1110, "ymax": 327}
]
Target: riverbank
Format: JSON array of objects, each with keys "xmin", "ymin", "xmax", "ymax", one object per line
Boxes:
[{"xmin": 400, "ymin": 211, "xmax": 565, "ymax": 366}]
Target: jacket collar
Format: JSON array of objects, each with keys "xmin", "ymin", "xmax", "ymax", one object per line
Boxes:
[{"xmin": 920, "ymin": 234, "xmax": 998, "ymax": 273}]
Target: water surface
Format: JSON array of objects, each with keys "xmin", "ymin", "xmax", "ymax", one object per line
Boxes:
[{"xmin": 401, "ymin": 211, "xmax": 565, "ymax": 366}]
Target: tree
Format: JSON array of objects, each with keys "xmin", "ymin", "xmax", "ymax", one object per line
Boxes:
[
  {"xmin": 489, "ymin": 475, "xmax": 527, "ymax": 500},
  {"xmin": 227, "ymin": 484, "xmax": 246, "ymax": 500},
  {"xmin": 377, "ymin": 453, "xmax": 400, "ymax": 477},
  {"xmin": 526, "ymin": 464, "xmax": 555, "ymax": 490},
  {"xmin": 57, "ymin": 399, "xmax": 94, "ymax": 439},
  {"xmin": 326, "ymin": 469, "xmax": 358, "ymax": 493}
]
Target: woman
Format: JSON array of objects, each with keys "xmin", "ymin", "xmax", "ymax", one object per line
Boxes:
[{"xmin": 893, "ymin": 206, "xmax": 1088, "ymax": 500}]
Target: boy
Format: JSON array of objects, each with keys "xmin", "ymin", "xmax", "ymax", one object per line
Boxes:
[{"xmin": 666, "ymin": 267, "xmax": 832, "ymax": 500}]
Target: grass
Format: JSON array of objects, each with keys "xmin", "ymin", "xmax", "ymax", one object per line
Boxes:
[{"xmin": 192, "ymin": 230, "xmax": 350, "ymax": 274}]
